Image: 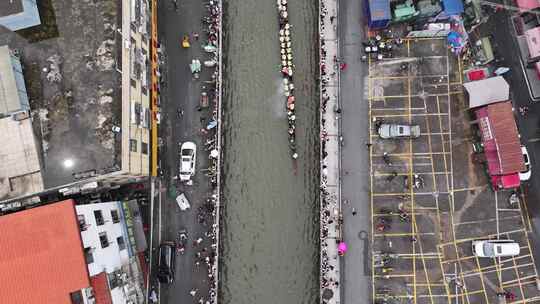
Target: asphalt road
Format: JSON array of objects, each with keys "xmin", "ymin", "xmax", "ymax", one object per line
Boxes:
[
  {"xmin": 338, "ymin": 0, "xmax": 372, "ymax": 302},
  {"xmin": 478, "ymin": 10, "xmax": 540, "ymax": 268},
  {"xmin": 156, "ymin": 0, "xmax": 217, "ymax": 303}
]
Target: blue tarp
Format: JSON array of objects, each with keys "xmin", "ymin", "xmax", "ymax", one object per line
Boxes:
[
  {"xmin": 442, "ymin": 0, "xmax": 464, "ymax": 15},
  {"xmin": 366, "ymin": 0, "xmax": 391, "ymax": 29}
]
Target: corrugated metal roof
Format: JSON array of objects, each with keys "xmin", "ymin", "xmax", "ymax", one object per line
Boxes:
[
  {"xmin": 90, "ymin": 273, "xmax": 113, "ymax": 304},
  {"xmin": 488, "ymin": 102, "xmax": 525, "ymax": 175},
  {"xmin": 0, "ymin": 200, "xmax": 90, "ymax": 303}
]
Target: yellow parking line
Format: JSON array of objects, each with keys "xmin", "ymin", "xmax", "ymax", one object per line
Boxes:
[{"xmin": 474, "ymin": 255, "xmax": 492, "ymax": 303}]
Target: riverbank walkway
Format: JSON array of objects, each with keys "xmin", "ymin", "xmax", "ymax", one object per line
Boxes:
[{"xmin": 319, "ymin": 0, "xmax": 341, "ymax": 302}]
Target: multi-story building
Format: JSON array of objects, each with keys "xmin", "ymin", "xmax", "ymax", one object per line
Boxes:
[
  {"xmin": 0, "ymin": 0, "xmax": 152, "ymax": 208},
  {"xmin": 76, "ymin": 201, "xmax": 145, "ymax": 303},
  {"xmin": 0, "ymin": 199, "xmax": 147, "ymax": 303},
  {"xmin": 0, "ymin": 200, "xmax": 94, "ymax": 303}
]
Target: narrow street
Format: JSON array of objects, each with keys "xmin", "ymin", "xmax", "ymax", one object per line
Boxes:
[
  {"xmin": 155, "ymin": 0, "xmax": 218, "ymax": 302},
  {"xmin": 338, "ymin": 0, "xmax": 372, "ymax": 302},
  {"xmin": 476, "ymin": 8, "xmax": 540, "ymax": 270}
]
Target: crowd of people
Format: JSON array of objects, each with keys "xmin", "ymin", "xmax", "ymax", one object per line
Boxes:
[{"xmin": 319, "ymin": 0, "xmax": 341, "ymax": 303}]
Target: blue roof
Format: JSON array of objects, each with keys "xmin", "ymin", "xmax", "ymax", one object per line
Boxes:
[
  {"xmin": 368, "ymin": 0, "xmax": 391, "ymax": 21},
  {"xmin": 442, "ymin": 0, "xmax": 464, "ymax": 15}
]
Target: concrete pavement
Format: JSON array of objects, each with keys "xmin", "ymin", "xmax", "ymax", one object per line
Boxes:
[
  {"xmin": 319, "ymin": 0, "xmax": 342, "ymax": 302},
  {"xmin": 338, "ymin": 0, "xmax": 372, "ymax": 303},
  {"xmin": 480, "ymin": 9, "xmax": 540, "ymax": 271}
]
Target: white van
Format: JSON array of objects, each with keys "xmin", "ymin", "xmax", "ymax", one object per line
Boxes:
[{"xmin": 472, "ymin": 240, "xmax": 520, "ymax": 258}]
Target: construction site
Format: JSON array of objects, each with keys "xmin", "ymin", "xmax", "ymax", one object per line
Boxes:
[{"xmin": 368, "ymin": 37, "xmax": 540, "ymax": 303}]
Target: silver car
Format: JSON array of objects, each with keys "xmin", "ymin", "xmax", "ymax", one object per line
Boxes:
[{"xmin": 378, "ymin": 123, "xmax": 420, "ymax": 139}]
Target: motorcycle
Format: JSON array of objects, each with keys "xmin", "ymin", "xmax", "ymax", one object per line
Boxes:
[
  {"xmin": 177, "ymin": 229, "xmax": 188, "ymax": 254},
  {"xmin": 182, "ymin": 35, "xmax": 190, "ymax": 48}
]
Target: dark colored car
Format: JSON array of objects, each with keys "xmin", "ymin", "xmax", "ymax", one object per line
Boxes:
[{"xmin": 157, "ymin": 242, "xmax": 176, "ymax": 284}]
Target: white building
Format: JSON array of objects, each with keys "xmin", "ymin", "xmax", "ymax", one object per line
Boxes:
[{"xmin": 76, "ymin": 201, "xmax": 144, "ymax": 303}]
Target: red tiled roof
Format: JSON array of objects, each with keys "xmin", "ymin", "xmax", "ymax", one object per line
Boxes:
[
  {"xmin": 90, "ymin": 273, "xmax": 113, "ymax": 304},
  {"xmin": 0, "ymin": 200, "xmax": 90, "ymax": 303},
  {"xmin": 487, "ymin": 102, "xmax": 525, "ymax": 174}
]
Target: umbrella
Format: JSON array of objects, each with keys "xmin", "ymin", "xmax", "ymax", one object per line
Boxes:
[
  {"xmin": 285, "ymin": 29, "xmax": 290, "ymax": 36},
  {"xmin": 285, "ymin": 23, "xmax": 290, "ymax": 29},
  {"xmin": 322, "ymin": 288, "xmax": 334, "ymax": 300},
  {"xmin": 338, "ymin": 241, "xmax": 348, "ymax": 255}
]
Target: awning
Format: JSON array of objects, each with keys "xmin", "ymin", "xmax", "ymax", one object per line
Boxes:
[
  {"xmin": 525, "ymin": 27, "xmax": 540, "ymax": 59},
  {"xmin": 516, "ymin": 0, "xmax": 540, "ymax": 12},
  {"xmin": 465, "ymin": 76, "xmax": 510, "ymax": 108}
]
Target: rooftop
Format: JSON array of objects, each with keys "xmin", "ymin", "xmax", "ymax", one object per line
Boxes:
[
  {"xmin": 90, "ymin": 272, "xmax": 113, "ymax": 304},
  {"xmin": 0, "ymin": 0, "xmax": 24, "ymax": 18},
  {"xmin": 0, "ymin": 45, "xmax": 29, "ymax": 115},
  {"xmin": 0, "ymin": 114, "xmax": 44, "ymax": 201},
  {"xmin": 0, "ymin": 199, "xmax": 90, "ymax": 303},
  {"xmin": 0, "ymin": 0, "xmax": 41, "ymax": 31},
  {"xmin": 0, "ymin": 0, "xmax": 122, "ymax": 191}
]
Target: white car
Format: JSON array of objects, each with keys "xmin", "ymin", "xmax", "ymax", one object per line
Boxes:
[
  {"xmin": 179, "ymin": 142, "xmax": 196, "ymax": 181},
  {"xmin": 472, "ymin": 240, "xmax": 520, "ymax": 258},
  {"xmin": 520, "ymin": 146, "xmax": 531, "ymax": 181}
]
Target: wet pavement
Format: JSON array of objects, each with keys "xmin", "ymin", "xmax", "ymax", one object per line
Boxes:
[
  {"xmin": 471, "ymin": 7, "xmax": 540, "ymax": 283},
  {"xmin": 220, "ymin": 0, "xmax": 319, "ymax": 303},
  {"xmin": 155, "ymin": 0, "xmax": 219, "ymax": 303},
  {"xmin": 366, "ymin": 37, "xmax": 540, "ymax": 303}
]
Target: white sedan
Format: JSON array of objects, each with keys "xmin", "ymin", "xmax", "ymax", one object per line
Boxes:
[
  {"xmin": 179, "ymin": 142, "xmax": 196, "ymax": 182},
  {"xmin": 519, "ymin": 146, "xmax": 531, "ymax": 181}
]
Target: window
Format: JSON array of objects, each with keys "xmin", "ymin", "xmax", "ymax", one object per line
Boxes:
[
  {"xmin": 78, "ymin": 214, "xmax": 87, "ymax": 231},
  {"xmin": 130, "ymin": 139, "xmax": 138, "ymax": 152},
  {"xmin": 94, "ymin": 210, "xmax": 104, "ymax": 226},
  {"xmin": 131, "ymin": 78, "xmax": 137, "ymax": 87},
  {"xmin": 142, "ymin": 141, "xmax": 148, "ymax": 155},
  {"xmin": 84, "ymin": 247, "xmax": 94, "ymax": 264},
  {"xmin": 99, "ymin": 232, "xmax": 109, "ymax": 248},
  {"xmin": 117, "ymin": 236, "xmax": 126, "ymax": 251},
  {"xmin": 111, "ymin": 210, "xmax": 120, "ymax": 223}
]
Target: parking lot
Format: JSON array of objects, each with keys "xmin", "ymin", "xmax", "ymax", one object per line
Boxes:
[{"xmin": 368, "ymin": 38, "xmax": 540, "ymax": 303}]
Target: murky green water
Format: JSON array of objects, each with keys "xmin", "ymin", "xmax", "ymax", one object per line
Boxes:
[{"xmin": 220, "ymin": 0, "xmax": 320, "ymax": 303}]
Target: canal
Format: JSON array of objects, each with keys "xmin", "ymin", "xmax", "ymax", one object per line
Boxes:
[{"xmin": 220, "ymin": 0, "xmax": 320, "ymax": 303}]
